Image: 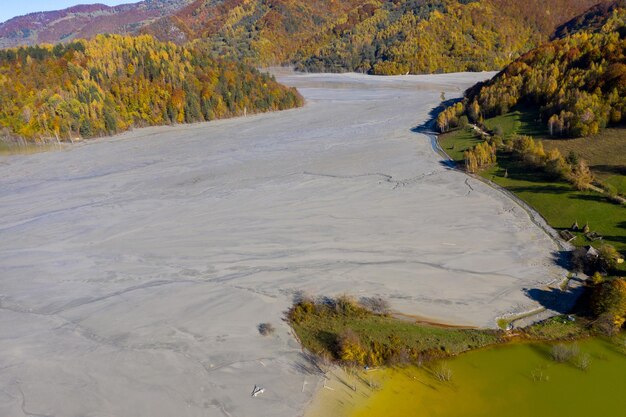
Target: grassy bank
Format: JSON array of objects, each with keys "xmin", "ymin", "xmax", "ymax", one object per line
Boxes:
[
  {"xmin": 288, "ymin": 296, "xmax": 589, "ymax": 368},
  {"xmin": 296, "ymin": 298, "xmax": 621, "ymax": 417}
]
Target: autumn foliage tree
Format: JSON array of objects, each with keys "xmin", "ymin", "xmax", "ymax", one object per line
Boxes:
[
  {"xmin": 337, "ymin": 328, "xmax": 367, "ymax": 365},
  {"xmin": 437, "ymin": 102, "xmax": 465, "ymax": 133},
  {"xmin": 463, "ymin": 140, "xmax": 497, "ymax": 173},
  {"xmin": 591, "ymin": 278, "xmax": 626, "ymax": 334},
  {"xmin": 571, "ymin": 159, "xmax": 594, "ymax": 190}
]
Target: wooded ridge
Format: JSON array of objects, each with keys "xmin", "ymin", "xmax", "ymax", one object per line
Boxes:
[{"xmin": 0, "ymin": 34, "xmax": 302, "ymax": 143}]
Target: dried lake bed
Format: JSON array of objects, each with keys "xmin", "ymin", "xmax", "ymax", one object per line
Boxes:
[{"xmin": 0, "ymin": 72, "xmax": 567, "ymax": 417}]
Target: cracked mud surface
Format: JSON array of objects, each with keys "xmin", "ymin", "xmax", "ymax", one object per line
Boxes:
[{"xmin": 0, "ymin": 72, "xmax": 566, "ymax": 417}]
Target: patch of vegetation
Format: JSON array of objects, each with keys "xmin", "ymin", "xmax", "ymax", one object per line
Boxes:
[
  {"xmin": 551, "ymin": 343, "xmax": 580, "ymax": 362},
  {"xmin": 439, "ymin": 127, "xmax": 484, "ymax": 164},
  {"xmin": 590, "ymin": 278, "xmax": 626, "ymax": 335},
  {"xmin": 523, "ymin": 316, "xmax": 590, "ymax": 341},
  {"xmin": 431, "ymin": 362, "xmax": 453, "ymax": 382},
  {"xmin": 497, "ymin": 318, "xmax": 511, "ymax": 330},
  {"xmin": 573, "ymin": 352, "xmax": 592, "ymax": 371},
  {"xmin": 483, "ymin": 107, "xmax": 549, "ymax": 139},
  {"xmin": 548, "ymin": 342, "xmax": 592, "ymax": 371},
  {"xmin": 258, "ymin": 322, "xmax": 276, "ymax": 336},
  {"xmin": 288, "ymin": 295, "xmax": 502, "ymax": 367}
]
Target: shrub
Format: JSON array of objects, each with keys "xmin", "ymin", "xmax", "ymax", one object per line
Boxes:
[
  {"xmin": 258, "ymin": 322, "xmax": 275, "ymax": 336},
  {"xmin": 591, "ymin": 278, "xmax": 626, "ymax": 334},
  {"xmin": 590, "ymin": 271, "xmax": 604, "ymax": 286},
  {"xmin": 598, "ymin": 244, "xmax": 621, "ymax": 271},
  {"xmin": 592, "ymin": 278, "xmax": 626, "ymax": 316},
  {"xmin": 288, "ymin": 297, "xmax": 317, "ymax": 324},
  {"xmin": 432, "ymin": 363, "xmax": 453, "ymax": 382},
  {"xmin": 337, "ymin": 329, "xmax": 367, "ymax": 365},
  {"xmin": 360, "ymin": 297, "xmax": 391, "ymax": 315},
  {"xmin": 573, "ymin": 353, "xmax": 591, "ymax": 371},
  {"xmin": 335, "ymin": 295, "xmax": 367, "ymax": 317},
  {"xmin": 570, "ymin": 160, "xmax": 593, "ymax": 190},
  {"xmin": 531, "ymin": 367, "xmax": 549, "ymax": 382},
  {"xmin": 593, "ymin": 313, "xmax": 622, "ymax": 336},
  {"xmin": 551, "ymin": 343, "xmax": 579, "ymax": 362}
]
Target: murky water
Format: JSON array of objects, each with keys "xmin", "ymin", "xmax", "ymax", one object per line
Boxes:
[{"xmin": 352, "ymin": 337, "xmax": 626, "ymax": 417}]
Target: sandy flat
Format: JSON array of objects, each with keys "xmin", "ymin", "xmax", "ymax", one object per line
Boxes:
[{"xmin": 0, "ymin": 71, "xmax": 566, "ymax": 417}]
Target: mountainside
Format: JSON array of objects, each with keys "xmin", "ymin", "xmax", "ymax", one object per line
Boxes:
[
  {"xmin": 144, "ymin": 0, "xmax": 604, "ymax": 74},
  {"xmin": 553, "ymin": 0, "xmax": 626, "ymax": 39},
  {"xmin": 0, "ymin": 0, "xmax": 609, "ymax": 74},
  {"xmin": 0, "ymin": 34, "xmax": 302, "ymax": 143},
  {"xmin": 144, "ymin": 0, "xmax": 366, "ymax": 57},
  {"xmin": 461, "ymin": 5, "xmax": 626, "ymax": 137},
  {"xmin": 0, "ymin": 0, "xmax": 192, "ymax": 48}
]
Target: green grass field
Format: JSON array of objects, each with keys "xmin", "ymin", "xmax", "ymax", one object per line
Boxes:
[
  {"xmin": 438, "ymin": 127, "xmax": 483, "ymax": 163},
  {"xmin": 483, "ymin": 107, "xmax": 549, "ymax": 139},
  {"xmin": 482, "ymin": 155, "xmax": 626, "ymax": 253},
  {"xmin": 438, "ymin": 109, "xmax": 625, "ymax": 264}
]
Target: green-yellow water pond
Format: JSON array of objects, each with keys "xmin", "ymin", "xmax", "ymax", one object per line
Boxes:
[{"xmin": 351, "ymin": 338, "xmax": 626, "ymax": 417}]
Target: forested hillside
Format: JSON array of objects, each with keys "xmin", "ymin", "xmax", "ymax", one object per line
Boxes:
[
  {"xmin": 458, "ymin": 6, "xmax": 626, "ymax": 137},
  {"xmin": 553, "ymin": 0, "xmax": 626, "ymax": 39},
  {"xmin": 144, "ymin": 0, "xmax": 603, "ymax": 74},
  {"xmin": 0, "ymin": 0, "xmax": 608, "ymax": 74},
  {"xmin": 437, "ymin": 2, "xmax": 626, "ymax": 262},
  {"xmin": 296, "ymin": 0, "xmax": 603, "ymax": 74},
  {"xmin": 0, "ymin": 34, "xmax": 302, "ymax": 143}
]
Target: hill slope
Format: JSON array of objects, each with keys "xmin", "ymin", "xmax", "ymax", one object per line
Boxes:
[
  {"xmin": 462, "ymin": 5, "xmax": 626, "ymax": 137},
  {"xmin": 436, "ymin": 3, "xmax": 626, "ymax": 261},
  {"xmin": 0, "ymin": 0, "xmax": 192, "ymax": 48},
  {"xmin": 553, "ymin": 0, "xmax": 626, "ymax": 39},
  {"xmin": 0, "ymin": 34, "xmax": 302, "ymax": 143},
  {"xmin": 0, "ymin": 0, "xmax": 609, "ymax": 74},
  {"xmin": 144, "ymin": 0, "xmax": 604, "ymax": 74}
]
